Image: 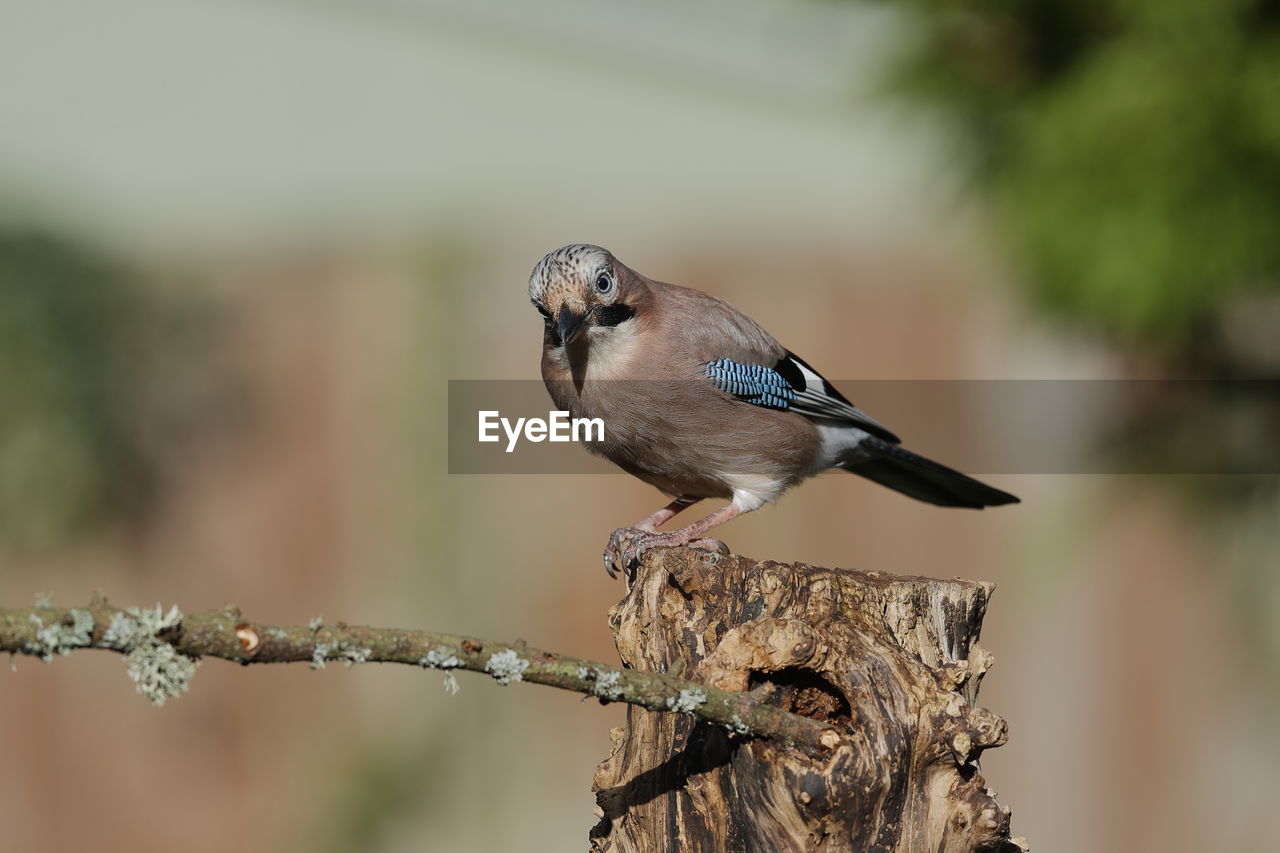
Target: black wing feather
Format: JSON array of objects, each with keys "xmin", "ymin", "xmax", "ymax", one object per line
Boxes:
[{"xmin": 776, "ymin": 351, "xmax": 901, "ymax": 444}]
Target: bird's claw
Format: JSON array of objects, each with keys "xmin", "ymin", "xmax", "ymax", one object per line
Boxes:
[
  {"xmin": 603, "ymin": 526, "xmax": 647, "ymax": 579},
  {"xmin": 689, "ymin": 537, "xmax": 730, "ymax": 565}
]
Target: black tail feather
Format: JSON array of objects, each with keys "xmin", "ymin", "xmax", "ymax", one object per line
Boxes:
[{"xmin": 845, "ymin": 438, "xmax": 1019, "ymax": 509}]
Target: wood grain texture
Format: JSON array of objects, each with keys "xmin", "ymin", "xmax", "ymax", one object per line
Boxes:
[{"xmin": 591, "ymin": 548, "xmax": 1027, "ymax": 853}]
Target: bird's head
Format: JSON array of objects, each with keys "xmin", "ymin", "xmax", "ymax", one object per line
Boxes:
[{"xmin": 528, "ymin": 244, "xmax": 637, "ymax": 348}]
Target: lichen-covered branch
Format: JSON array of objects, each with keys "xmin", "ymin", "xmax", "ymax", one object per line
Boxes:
[{"xmin": 0, "ymin": 593, "xmax": 835, "ymax": 750}]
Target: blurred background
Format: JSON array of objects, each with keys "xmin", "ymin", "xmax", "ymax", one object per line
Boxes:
[{"xmin": 2, "ymin": 1, "xmax": 1278, "ymax": 851}]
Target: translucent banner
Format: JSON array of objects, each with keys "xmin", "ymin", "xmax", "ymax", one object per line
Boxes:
[{"xmin": 447, "ymin": 380, "xmax": 1280, "ymax": 475}]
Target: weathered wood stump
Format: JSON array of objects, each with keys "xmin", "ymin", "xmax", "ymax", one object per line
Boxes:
[{"xmin": 591, "ymin": 548, "xmax": 1026, "ymax": 852}]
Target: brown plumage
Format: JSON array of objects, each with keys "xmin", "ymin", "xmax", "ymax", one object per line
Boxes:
[{"xmin": 529, "ymin": 244, "xmax": 1018, "ymax": 576}]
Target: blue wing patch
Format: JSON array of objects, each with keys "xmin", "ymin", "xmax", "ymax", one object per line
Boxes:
[{"xmin": 704, "ymin": 359, "xmax": 797, "ymax": 410}]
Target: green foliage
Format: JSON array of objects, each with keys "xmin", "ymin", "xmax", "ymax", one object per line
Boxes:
[
  {"xmin": 881, "ymin": 0, "xmax": 1280, "ymax": 353},
  {"xmin": 0, "ymin": 231, "xmax": 243, "ymax": 552},
  {"xmin": 0, "ymin": 233, "xmax": 154, "ymax": 547}
]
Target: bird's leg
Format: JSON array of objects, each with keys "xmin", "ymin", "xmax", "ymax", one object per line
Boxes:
[
  {"xmin": 603, "ymin": 497, "xmax": 699, "ymax": 578},
  {"xmin": 620, "ymin": 503, "xmax": 745, "ymax": 571},
  {"xmin": 635, "ymin": 496, "xmax": 700, "ymax": 531}
]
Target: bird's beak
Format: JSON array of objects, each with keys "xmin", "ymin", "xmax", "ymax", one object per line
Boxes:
[{"xmin": 558, "ymin": 304, "xmax": 591, "ymax": 345}]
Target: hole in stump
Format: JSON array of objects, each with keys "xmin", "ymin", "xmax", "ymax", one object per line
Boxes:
[{"xmin": 748, "ymin": 668, "xmax": 852, "ymax": 731}]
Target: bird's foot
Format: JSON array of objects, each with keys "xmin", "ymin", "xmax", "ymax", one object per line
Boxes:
[
  {"xmin": 619, "ymin": 531, "xmax": 729, "ymax": 575},
  {"xmin": 603, "ymin": 527, "xmax": 731, "ymax": 580},
  {"xmin": 603, "ymin": 526, "xmax": 649, "ymax": 579},
  {"xmin": 687, "ymin": 537, "xmax": 731, "ymax": 565}
]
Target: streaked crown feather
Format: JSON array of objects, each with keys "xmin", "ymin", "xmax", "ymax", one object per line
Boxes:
[{"xmin": 528, "ymin": 244, "xmax": 613, "ymax": 304}]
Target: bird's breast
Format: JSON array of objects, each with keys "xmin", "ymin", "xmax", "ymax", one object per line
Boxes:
[{"xmin": 541, "ymin": 361, "xmax": 823, "ymax": 502}]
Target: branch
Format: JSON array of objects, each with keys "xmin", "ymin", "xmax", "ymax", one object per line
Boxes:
[{"xmin": 0, "ymin": 595, "xmax": 837, "ymax": 751}]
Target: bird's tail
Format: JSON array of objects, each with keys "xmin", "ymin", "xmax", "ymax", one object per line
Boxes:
[{"xmin": 843, "ymin": 437, "xmax": 1019, "ymax": 509}]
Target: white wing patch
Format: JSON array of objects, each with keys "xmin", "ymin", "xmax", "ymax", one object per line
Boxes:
[{"xmin": 779, "ymin": 351, "xmax": 901, "ymax": 444}]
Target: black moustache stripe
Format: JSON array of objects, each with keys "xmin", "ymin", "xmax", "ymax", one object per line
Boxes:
[{"xmin": 595, "ymin": 303, "xmax": 635, "ymax": 327}]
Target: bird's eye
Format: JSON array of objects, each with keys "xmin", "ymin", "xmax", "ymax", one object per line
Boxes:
[
  {"xmin": 534, "ymin": 303, "xmax": 551, "ymax": 320},
  {"xmin": 595, "ymin": 272, "xmax": 613, "ymax": 293}
]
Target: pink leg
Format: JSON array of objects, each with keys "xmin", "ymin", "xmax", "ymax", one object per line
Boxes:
[
  {"xmin": 619, "ymin": 503, "xmax": 746, "ymax": 572},
  {"xmin": 604, "ymin": 497, "xmax": 699, "ymax": 578},
  {"xmin": 634, "ymin": 497, "xmax": 699, "ymax": 531}
]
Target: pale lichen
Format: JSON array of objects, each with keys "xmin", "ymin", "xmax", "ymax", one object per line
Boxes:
[
  {"xmin": 310, "ymin": 641, "xmax": 373, "ymax": 670},
  {"xmin": 100, "ymin": 604, "xmax": 197, "ymax": 706},
  {"xmin": 666, "ymin": 687, "xmax": 707, "ymax": 714},
  {"xmin": 307, "ymin": 616, "xmax": 323, "ymax": 632},
  {"xmin": 101, "ymin": 611, "xmax": 137, "ymax": 650},
  {"xmin": 419, "ymin": 647, "xmax": 462, "ymax": 670},
  {"xmin": 339, "ymin": 646, "xmax": 372, "ymax": 666},
  {"xmin": 131, "ymin": 603, "xmax": 185, "ymax": 638},
  {"xmin": 591, "ymin": 669, "xmax": 624, "ymax": 700},
  {"xmin": 575, "ymin": 666, "xmax": 625, "ymax": 700},
  {"xmin": 726, "ymin": 714, "xmax": 751, "ymax": 736},
  {"xmin": 418, "ymin": 647, "xmax": 463, "ymax": 694},
  {"xmin": 126, "ymin": 642, "xmax": 198, "ymax": 707},
  {"xmin": 484, "ymin": 649, "xmax": 529, "ymax": 685},
  {"xmin": 25, "ymin": 608, "xmax": 94, "ymax": 662}
]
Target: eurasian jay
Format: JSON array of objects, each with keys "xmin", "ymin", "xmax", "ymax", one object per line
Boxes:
[{"xmin": 529, "ymin": 244, "xmax": 1018, "ymax": 577}]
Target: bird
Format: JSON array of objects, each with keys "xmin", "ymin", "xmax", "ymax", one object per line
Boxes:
[{"xmin": 528, "ymin": 244, "xmax": 1018, "ymax": 577}]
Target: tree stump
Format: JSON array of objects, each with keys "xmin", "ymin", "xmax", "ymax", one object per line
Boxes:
[{"xmin": 591, "ymin": 548, "xmax": 1026, "ymax": 852}]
